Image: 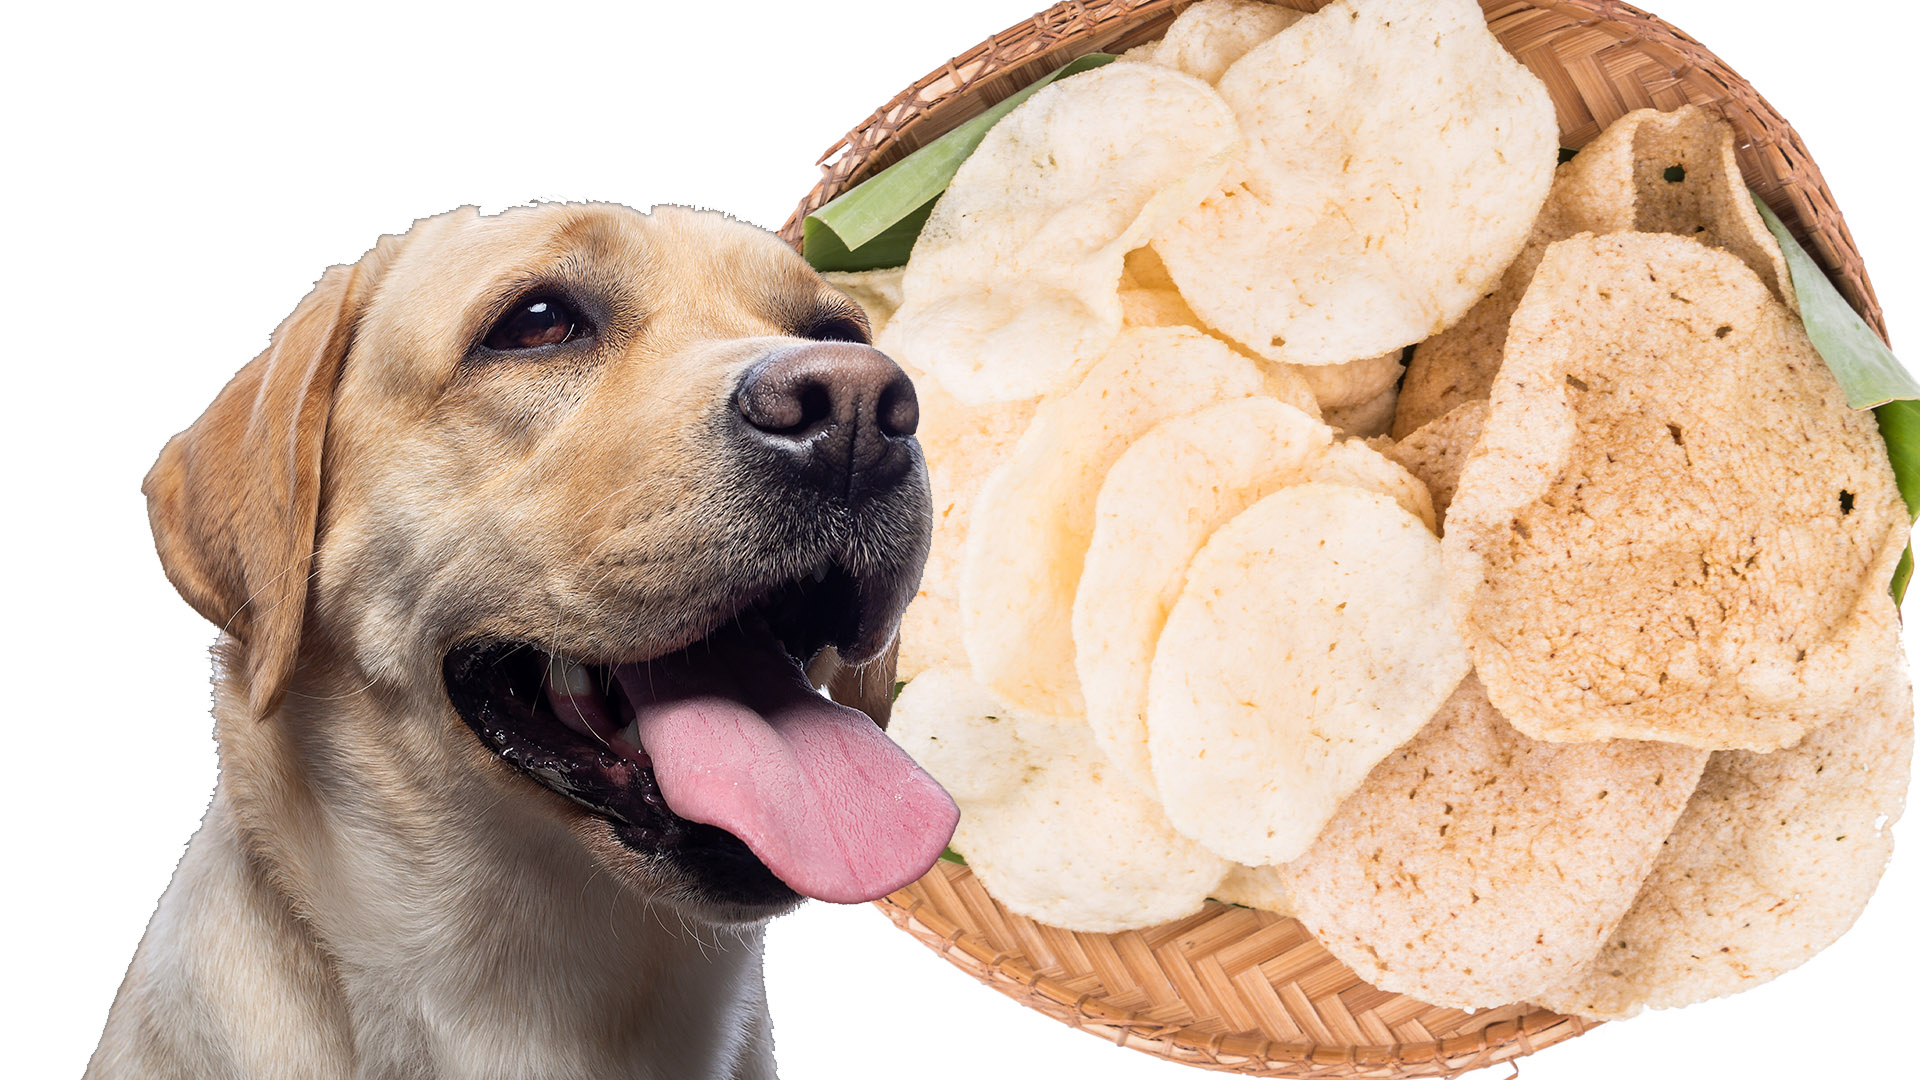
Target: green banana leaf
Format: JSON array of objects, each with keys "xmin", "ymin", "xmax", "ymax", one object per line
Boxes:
[
  {"xmin": 1875, "ymin": 399, "xmax": 1920, "ymax": 601},
  {"xmin": 1753, "ymin": 197, "xmax": 1920, "ymax": 409},
  {"xmin": 1754, "ymin": 196, "xmax": 1919, "ymax": 601}
]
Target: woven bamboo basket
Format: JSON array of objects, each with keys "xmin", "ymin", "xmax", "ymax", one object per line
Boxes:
[{"xmin": 782, "ymin": 2, "xmax": 1891, "ymax": 1076}]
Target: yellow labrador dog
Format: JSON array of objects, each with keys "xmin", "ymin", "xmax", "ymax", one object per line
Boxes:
[{"xmin": 89, "ymin": 203, "xmax": 957, "ymax": 1079}]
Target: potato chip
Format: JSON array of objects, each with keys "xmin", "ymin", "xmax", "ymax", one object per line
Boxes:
[
  {"xmin": 1446, "ymin": 233, "xmax": 1908, "ymax": 750},
  {"xmin": 1322, "ymin": 384, "xmax": 1399, "ymax": 439},
  {"xmin": 884, "ymin": 63, "xmax": 1240, "ymax": 404},
  {"xmin": 1148, "ymin": 483, "xmax": 1470, "ymax": 865},
  {"xmin": 820, "ymin": 266, "xmax": 904, "ymax": 339},
  {"xmin": 1124, "ymin": 0, "xmax": 1304, "ymax": 84},
  {"xmin": 963, "ymin": 328, "xmax": 1288, "ymax": 717},
  {"xmin": 1377, "ymin": 399, "xmax": 1488, "ymax": 528},
  {"xmin": 1212, "ymin": 864, "xmax": 1293, "ymax": 915},
  {"xmin": 1536, "ymin": 665, "xmax": 1912, "ymax": 1019},
  {"xmin": 1294, "ymin": 350, "xmax": 1403, "ymax": 411},
  {"xmin": 1153, "ymin": 0, "xmax": 1555, "ymax": 368},
  {"xmin": 1396, "ymin": 105, "xmax": 1796, "ymax": 436},
  {"xmin": 1288, "ymin": 675, "xmax": 1708, "ymax": 1010},
  {"xmin": 891, "ymin": 668, "xmax": 1231, "ymax": 932},
  {"xmin": 1075, "ymin": 398, "xmax": 1333, "ymax": 791},
  {"xmin": 896, "ymin": 366, "xmax": 1036, "ymax": 679}
]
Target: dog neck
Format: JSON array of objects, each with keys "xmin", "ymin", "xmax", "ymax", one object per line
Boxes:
[{"xmin": 89, "ymin": 652, "xmax": 778, "ymax": 1080}]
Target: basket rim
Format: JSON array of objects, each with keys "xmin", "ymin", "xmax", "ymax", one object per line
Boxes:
[
  {"xmin": 780, "ymin": 0, "xmax": 1886, "ymax": 342},
  {"xmin": 884, "ymin": 865, "xmax": 1600, "ymax": 1078}
]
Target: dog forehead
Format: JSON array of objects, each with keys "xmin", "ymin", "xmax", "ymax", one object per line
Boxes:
[{"xmin": 351, "ymin": 202, "xmax": 818, "ymax": 384}]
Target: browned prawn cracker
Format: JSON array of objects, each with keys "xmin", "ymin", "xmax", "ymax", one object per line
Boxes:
[
  {"xmin": 1536, "ymin": 664, "xmax": 1912, "ymax": 1019},
  {"xmin": 1396, "ymin": 105, "xmax": 1795, "ymax": 438},
  {"xmin": 1375, "ymin": 399, "xmax": 1489, "ymax": 531},
  {"xmin": 1445, "ymin": 232, "xmax": 1905, "ymax": 751},
  {"xmin": 1288, "ymin": 674, "xmax": 1708, "ymax": 1010}
]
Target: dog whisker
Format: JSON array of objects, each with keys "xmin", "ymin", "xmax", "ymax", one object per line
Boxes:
[{"xmin": 283, "ymin": 673, "xmax": 381, "ymax": 703}]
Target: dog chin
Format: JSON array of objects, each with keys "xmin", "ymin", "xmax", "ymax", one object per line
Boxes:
[{"xmin": 574, "ymin": 816, "xmax": 807, "ymax": 926}]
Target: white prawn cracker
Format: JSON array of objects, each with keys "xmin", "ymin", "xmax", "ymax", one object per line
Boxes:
[
  {"xmin": 1074, "ymin": 398, "xmax": 1334, "ymax": 792},
  {"xmin": 1303, "ymin": 438, "xmax": 1434, "ymax": 531},
  {"xmin": 1323, "ymin": 385, "xmax": 1400, "ymax": 438},
  {"xmin": 1118, "ymin": 245, "xmax": 1206, "ymax": 332},
  {"xmin": 1212, "ymin": 864, "xmax": 1294, "ymax": 916},
  {"xmin": 1075, "ymin": 402, "xmax": 1432, "ymax": 794},
  {"xmin": 1287, "ymin": 675, "xmax": 1709, "ymax": 1010},
  {"xmin": 961, "ymin": 327, "xmax": 1285, "ymax": 718},
  {"xmin": 884, "ymin": 63, "xmax": 1240, "ymax": 404},
  {"xmin": 1113, "ymin": 247, "xmax": 1322, "ymax": 415},
  {"xmin": 1147, "ymin": 483, "xmax": 1470, "ymax": 865},
  {"xmin": 896, "ymin": 365, "xmax": 1036, "ymax": 680},
  {"xmin": 1123, "ymin": 0, "xmax": 1304, "ymax": 84},
  {"xmin": 1118, "ymin": 256, "xmax": 1205, "ymax": 332},
  {"xmin": 1152, "ymin": 0, "xmax": 1556, "ymax": 368},
  {"xmin": 1536, "ymin": 666, "xmax": 1914, "ymax": 1019},
  {"xmin": 890, "ymin": 668, "xmax": 1231, "ymax": 932},
  {"xmin": 1293, "ymin": 349, "xmax": 1404, "ymax": 411},
  {"xmin": 885, "ymin": 667, "xmax": 1031, "ymax": 805},
  {"xmin": 1445, "ymin": 233, "xmax": 1908, "ymax": 751}
]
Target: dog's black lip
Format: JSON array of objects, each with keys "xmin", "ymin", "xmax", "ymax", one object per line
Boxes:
[{"xmin": 447, "ymin": 643, "xmax": 646, "ymax": 825}]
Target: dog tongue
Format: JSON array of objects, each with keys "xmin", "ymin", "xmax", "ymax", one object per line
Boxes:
[{"xmin": 612, "ymin": 627, "xmax": 957, "ymax": 904}]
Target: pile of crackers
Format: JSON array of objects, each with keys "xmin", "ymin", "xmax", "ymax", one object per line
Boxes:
[{"xmin": 826, "ymin": 0, "xmax": 1913, "ymax": 1020}]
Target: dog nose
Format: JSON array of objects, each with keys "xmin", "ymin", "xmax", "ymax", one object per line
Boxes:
[{"xmin": 734, "ymin": 342, "xmax": 919, "ymax": 497}]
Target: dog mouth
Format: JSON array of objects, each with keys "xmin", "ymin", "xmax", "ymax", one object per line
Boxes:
[{"xmin": 442, "ymin": 564, "xmax": 958, "ymax": 908}]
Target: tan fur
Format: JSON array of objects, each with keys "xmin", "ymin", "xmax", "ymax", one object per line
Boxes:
[{"xmin": 91, "ymin": 203, "xmax": 899, "ymax": 1079}]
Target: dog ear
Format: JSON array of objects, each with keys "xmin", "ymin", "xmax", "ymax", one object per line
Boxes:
[{"xmin": 143, "ymin": 237, "xmax": 400, "ymax": 719}]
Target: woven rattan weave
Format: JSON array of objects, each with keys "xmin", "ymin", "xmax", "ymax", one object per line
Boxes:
[{"xmin": 782, "ymin": 2, "xmax": 1889, "ymax": 1074}]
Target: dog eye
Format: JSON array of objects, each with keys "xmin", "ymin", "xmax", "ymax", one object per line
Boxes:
[
  {"xmin": 484, "ymin": 296, "xmax": 584, "ymax": 350},
  {"xmin": 799, "ymin": 312, "xmax": 870, "ymax": 345}
]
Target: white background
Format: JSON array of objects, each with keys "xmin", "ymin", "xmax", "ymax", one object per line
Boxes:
[{"xmin": 3, "ymin": 1, "xmax": 1914, "ymax": 1076}]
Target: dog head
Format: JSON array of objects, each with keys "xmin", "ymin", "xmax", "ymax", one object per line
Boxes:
[{"xmin": 143, "ymin": 203, "xmax": 956, "ymax": 924}]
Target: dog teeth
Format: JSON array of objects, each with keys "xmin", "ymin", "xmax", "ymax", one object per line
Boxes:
[
  {"xmin": 611, "ymin": 720, "xmax": 649, "ymax": 764},
  {"xmin": 547, "ymin": 655, "xmax": 595, "ymax": 697}
]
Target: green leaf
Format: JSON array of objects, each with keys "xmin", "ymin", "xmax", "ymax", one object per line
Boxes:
[
  {"xmin": 937, "ymin": 846, "xmax": 967, "ymax": 866},
  {"xmin": 803, "ymin": 201, "xmax": 936, "ymax": 274},
  {"xmin": 1876, "ymin": 399, "xmax": 1920, "ymax": 516},
  {"xmin": 1752, "ymin": 196, "xmax": 1920, "ymax": 409},
  {"xmin": 1753, "ymin": 195, "xmax": 1920, "ymax": 603},
  {"xmin": 1877, "ymin": 399, "xmax": 1920, "ymax": 604},
  {"xmin": 803, "ymin": 52, "xmax": 1117, "ymax": 272}
]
